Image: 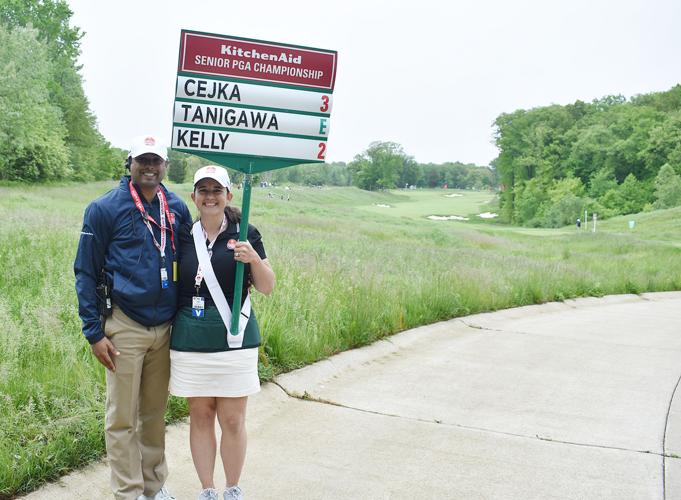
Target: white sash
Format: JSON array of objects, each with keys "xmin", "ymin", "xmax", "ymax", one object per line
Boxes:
[{"xmin": 192, "ymin": 221, "xmax": 250, "ymax": 348}]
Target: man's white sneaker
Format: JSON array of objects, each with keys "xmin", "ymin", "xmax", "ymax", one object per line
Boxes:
[
  {"xmin": 198, "ymin": 488, "xmax": 219, "ymax": 500},
  {"xmin": 154, "ymin": 487, "xmax": 176, "ymax": 500},
  {"xmin": 223, "ymin": 485, "xmax": 244, "ymax": 500},
  {"xmin": 139, "ymin": 486, "xmax": 176, "ymax": 500}
]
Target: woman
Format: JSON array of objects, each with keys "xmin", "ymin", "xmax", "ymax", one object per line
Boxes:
[{"xmin": 170, "ymin": 165, "xmax": 275, "ymax": 500}]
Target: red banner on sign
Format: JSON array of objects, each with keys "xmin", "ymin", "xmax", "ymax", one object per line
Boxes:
[{"xmin": 179, "ymin": 31, "xmax": 337, "ymax": 91}]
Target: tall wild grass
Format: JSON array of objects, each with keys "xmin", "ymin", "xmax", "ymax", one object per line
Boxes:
[{"xmin": 1, "ymin": 182, "xmax": 680, "ymax": 496}]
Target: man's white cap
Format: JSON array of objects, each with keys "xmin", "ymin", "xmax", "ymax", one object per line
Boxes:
[
  {"xmin": 128, "ymin": 135, "xmax": 168, "ymax": 159},
  {"xmin": 194, "ymin": 165, "xmax": 231, "ymax": 191}
]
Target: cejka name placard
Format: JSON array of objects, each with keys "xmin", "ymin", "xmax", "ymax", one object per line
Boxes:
[
  {"xmin": 173, "ymin": 29, "xmax": 337, "ymax": 172},
  {"xmin": 179, "ymin": 31, "xmax": 337, "ymax": 90},
  {"xmin": 176, "ymin": 75, "xmax": 333, "ymax": 115}
]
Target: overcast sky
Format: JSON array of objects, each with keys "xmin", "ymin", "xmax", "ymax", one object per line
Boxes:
[{"xmin": 66, "ymin": 0, "xmax": 681, "ymax": 166}]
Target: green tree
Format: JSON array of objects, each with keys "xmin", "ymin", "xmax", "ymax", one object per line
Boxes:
[
  {"xmin": 653, "ymin": 163, "xmax": 681, "ymax": 209},
  {"xmin": 588, "ymin": 167, "xmax": 618, "ymax": 199},
  {"xmin": 326, "ymin": 162, "xmax": 352, "ymax": 186},
  {"xmin": 399, "ymin": 156, "xmax": 421, "ymax": 187},
  {"xmin": 565, "ymin": 124, "xmax": 615, "ymax": 184},
  {"xmin": 0, "ymin": 25, "xmax": 69, "ymax": 181},
  {"xmin": 0, "ymin": 0, "xmax": 118, "ymax": 180},
  {"xmin": 542, "ymin": 177, "xmax": 586, "ymax": 227},
  {"xmin": 349, "ymin": 142, "xmax": 411, "ymax": 191},
  {"xmin": 167, "ymin": 150, "xmax": 188, "ymax": 184},
  {"xmin": 642, "ymin": 112, "xmax": 681, "ymax": 176},
  {"xmin": 604, "ymin": 105, "xmax": 663, "ymax": 182},
  {"xmin": 631, "ymin": 84, "xmax": 681, "ymax": 113},
  {"xmin": 422, "ymin": 164, "xmax": 445, "ymax": 188},
  {"xmin": 513, "ymin": 178, "xmax": 549, "ymax": 225},
  {"xmin": 617, "ymin": 174, "xmax": 649, "ymax": 214},
  {"xmin": 284, "ymin": 166, "xmax": 301, "ymax": 184},
  {"xmin": 600, "ymin": 188, "xmax": 624, "ymax": 216},
  {"xmin": 55, "ymin": 62, "xmax": 119, "ymax": 180},
  {"xmin": 0, "ymin": 0, "xmax": 82, "ymax": 61}
]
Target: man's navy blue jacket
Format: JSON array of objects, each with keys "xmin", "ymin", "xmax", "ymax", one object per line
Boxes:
[{"xmin": 74, "ymin": 177, "xmax": 192, "ymax": 344}]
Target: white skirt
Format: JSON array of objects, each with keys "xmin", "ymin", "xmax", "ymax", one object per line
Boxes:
[{"xmin": 169, "ymin": 348, "xmax": 260, "ymax": 398}]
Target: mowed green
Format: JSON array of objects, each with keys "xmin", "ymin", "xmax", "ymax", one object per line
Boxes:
[
  {"xmin": 357, "ymin": 188, "xmax": 496, "ymax": 220},
  {"xmin": 1, "ymin": 182, "xmax": 680, "ymax": 496}
]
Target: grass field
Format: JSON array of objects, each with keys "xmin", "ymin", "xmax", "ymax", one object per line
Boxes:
[
  {"xmin": 1, "ymin": 182, "xmax": 680, "ymax": 496},
  {"xmin": 356, "ymin": 188, "xmax": 497, "ymax": 220}
]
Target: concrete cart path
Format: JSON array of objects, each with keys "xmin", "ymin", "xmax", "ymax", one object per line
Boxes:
[{"xmin": 24, "ymin": 292, "xmax": 681, "ymax": 500}]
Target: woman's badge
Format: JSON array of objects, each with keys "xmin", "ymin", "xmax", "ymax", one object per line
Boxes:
[{"xmin": 192, "ymin": 296, "xmax": 205, "ymax": 318}]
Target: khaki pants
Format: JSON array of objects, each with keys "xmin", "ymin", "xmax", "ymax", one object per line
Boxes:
[{"xmin": 104, "ymin": 306, "xmax": 171, "ymax": 500}]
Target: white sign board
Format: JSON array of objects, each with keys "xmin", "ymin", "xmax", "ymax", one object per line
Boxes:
[{"xmin": 172, "ymin": 30, "xmax": 337, "ymax": 172}]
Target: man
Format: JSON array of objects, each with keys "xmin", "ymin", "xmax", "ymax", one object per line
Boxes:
[{"xmin": 74, "ymin": 135, "xmax": 191, "ymax": 500}]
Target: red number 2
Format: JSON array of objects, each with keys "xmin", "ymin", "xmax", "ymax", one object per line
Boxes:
[
  {"xmin": 317, "ymin": 142, "xmax": 326, "ymax": 160},
  {"xmin": 320, "ymin": 95, "xmax": 329, "ymax": 112}
]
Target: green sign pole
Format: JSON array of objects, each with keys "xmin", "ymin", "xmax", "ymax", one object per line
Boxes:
[{"xmin": 230, "ymin": 164, "xmax": 253, "ymax": 335}]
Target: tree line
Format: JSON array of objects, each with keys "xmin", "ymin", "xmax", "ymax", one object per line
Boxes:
[
  {"xmin": 261, "ymin": 141, "xmax": 496, "ymax": 190},
  {"xmin": 0, "ymin": 0, "xmax": 123, "ymax": 182},
  {"xmin": 494, "ymin": 85, "xmax": 681, "ymax": 227},
  {"xmin": 170, "ymin": 142, "xmax": 496, "ymax": 191}
]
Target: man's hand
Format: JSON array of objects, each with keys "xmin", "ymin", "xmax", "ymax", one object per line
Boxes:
[{"xmin": 91, "ymin": 337, "xmax": 120, "ymax": 371}]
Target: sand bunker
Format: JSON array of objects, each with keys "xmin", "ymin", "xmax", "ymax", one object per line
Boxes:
[
  {"xmin": 427, "ymin": 215, "xmax": 469, "ymax": 221},
  {"xmin": 478, "ymin": 212, "xmax": 498, "ymax": 219},
  {"xmin": 375, "ymin": 204, "xmax": 392, "ymax": 208},
  {"xmin": 445, "ymin": 193, "xmax": 463, "ymax": 197}
]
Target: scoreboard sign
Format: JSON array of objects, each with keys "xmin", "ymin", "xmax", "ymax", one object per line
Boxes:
[{"xmin": 172, "ymin": 30, "xmax": 337, "ymax": 173}]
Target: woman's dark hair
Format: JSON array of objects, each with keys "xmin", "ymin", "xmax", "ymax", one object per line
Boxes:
[{"xmin": 224, "ymin": 205, "xmax": 241, "ymax": 224}]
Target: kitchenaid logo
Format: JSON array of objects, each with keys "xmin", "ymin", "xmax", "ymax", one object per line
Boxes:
[{"xmin": 221, "ymin": 44, "xmax": 302, "ymax": 65}]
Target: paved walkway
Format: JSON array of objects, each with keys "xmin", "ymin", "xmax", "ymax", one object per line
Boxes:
[{"xmin": 24, "ymin": 292, "xmax": 681, "ymax": 499}]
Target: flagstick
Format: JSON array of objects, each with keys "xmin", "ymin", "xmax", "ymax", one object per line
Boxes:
[{"xmin": 230, "ymin": 166, "xmax": 253, "ymax": 335}]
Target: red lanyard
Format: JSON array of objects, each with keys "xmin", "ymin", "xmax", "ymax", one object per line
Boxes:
[{"xmin": 128, "ymin": 181, "xmax": 176, "ymax": 257}]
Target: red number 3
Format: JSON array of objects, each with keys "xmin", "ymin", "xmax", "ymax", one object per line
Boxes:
[
  {"xmin": 317, "ymin": 142, "xmax": 326, "ymax": 160},
  {"xmin": 320, "ymin": 95, "xmax": 329, "ymax": 112}
]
